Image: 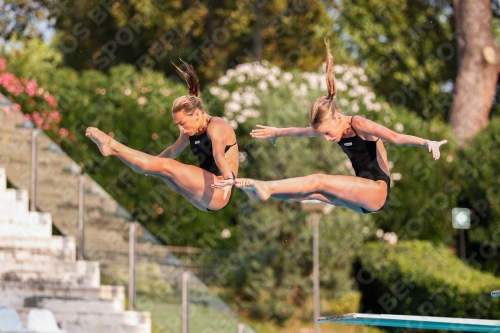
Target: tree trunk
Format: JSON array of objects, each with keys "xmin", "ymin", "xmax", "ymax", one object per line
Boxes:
[{"xmin": 450, "ymin": 0, "xmax": 500, "ymax": 145}]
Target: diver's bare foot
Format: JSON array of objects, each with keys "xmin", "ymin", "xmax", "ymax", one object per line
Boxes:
[
  {"xmin": 235, "ymin": 178, "xmax": 270, "ymax": 201},
  {"xmin": 85, "ymin": 127, "xmax": 114, "ymax": 156}
]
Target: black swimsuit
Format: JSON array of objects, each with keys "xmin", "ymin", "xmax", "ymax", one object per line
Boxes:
[
  {"xmin": 189, "ymin": 117, "xmax": 237, "ymax": 211},
  {"xmin": 337, "ymin": 115, "xmax": 390, "ymax": 214}
]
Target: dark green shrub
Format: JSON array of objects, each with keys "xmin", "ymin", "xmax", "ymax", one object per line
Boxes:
[{"xmin": 357, "ymin": 240, "xmax": 500, "ymax": 324}]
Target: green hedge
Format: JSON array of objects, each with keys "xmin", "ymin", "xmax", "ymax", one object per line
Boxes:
[{"xmin": 357, "ymin": 240, "xmax": 500, "ymax": 323}]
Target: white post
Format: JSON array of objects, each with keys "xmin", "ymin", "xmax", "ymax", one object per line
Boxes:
[
  {"xmin": 312, "ymin": 212, "xmax": 321, "ymax": 333},
  {"xmin": 237, "ymin": 323, "xmax": 245, "ymax": 333},
  {"xmin": 182, "ymin": 271, "xmax": 190, "ymax": 333},
  {"xmin": 460, "ymin": 229, "xmax": 466, "ymax": 262},
  {"xmin": 30, "ymin": 129, "xmax": 38, "ymax": 211},
  {"xmin": 301, "ymin": 200, "xmax": 332, "ymax": 333},
  {"xmin": 129, "ymin": 222, "xmax": 137, "ymax": 311},
  {"xmin": 77, "ymin": 174, "xmax": 86, "ymax": 260}
]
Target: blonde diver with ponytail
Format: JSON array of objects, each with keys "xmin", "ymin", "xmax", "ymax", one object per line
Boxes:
[
  {"xmin": 213, "ymin": 40, "xmax": 447, "ymax": 214},
  {"xmin": 86, "ymin": 61, "xmax": 239, "ymax": 212}
]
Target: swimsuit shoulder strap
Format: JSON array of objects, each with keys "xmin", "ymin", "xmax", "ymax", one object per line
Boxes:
[{"xmin": 202, "ymin": 116, "xmax": 214, "ymax": 133}]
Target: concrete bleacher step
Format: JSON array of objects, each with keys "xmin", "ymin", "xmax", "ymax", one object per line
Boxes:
[
  {"xmin": 0, "ymin": 165, "xmax": 31, "ymax": 190},
  {"xmin": 37, "ymin": 173, "xmax": 81, "ymax": 187},
  {"xmin": 0, "ymin": 260, "xmax": 100, "ymax": 287},
  {"xmin": 54, "ymin": 208, "xmax": 127, "ymax": 231},
  {"xmin": 0, "ymin": 282, "xmax": 125, "ymax": 309},
  {"xmin": 0, "ymin": 151, "xmax": 75, "ymax": 180},
  {"xmin": 0, "ymin": 127, "xmax": 51, "ymax": 149},
  {"xmin": 36, "ymin": 297, "xmax": 122, "ymax": 315},
  {"xmin": 0, "ymin": 236, "xmax": 75, "ymax": 262},
  {"xmin": 60, "ymin": 322, "xmax": 150, "ymax": 333},
  {"xmin": 0, "ymin": 129, "xmax": 31, "ymax": 143},
  {"xmin": 35, "ymin": 187, "xmax": 105, "ymax": 205},
  {"xmin": 0, "ymin": 144, "xmax": 30, "ymax": 163},
  {"xmin": 27, "ymin": 297, "xmax": 123, "ymax": 314},
  {"xmin": 0, "ymin": 303, "xmax": 31, "ymax": 333},
  {"xmin": 17, "ymin": 309, "xmax": 151, "ymax": 333},
  {"xmin": 0, "ymin": 212, "xmax": 52, "ymax": 239},
  {"xmin": 36, "ymin": 153, "xmax": 80, "ymax": 175},
  {"xmin": 35, "ymin": 188, "xmax": 79, "ymax": 206},
  {"xmin": 0, "ymin": 146, "xmax": 30, "ymax": 164},
  {"xmin": 27, "ymin": 308, "xmax": 67, "ymax": 333},
  {"xmin": 0, "ymin": 188, "xmax": 29, "ymax": 215},
  {"xmin": 0, "ymin": 199, "xmax": 29, "ymax": 218},
  {"xmin": 0, "ymin": 109, "xmax": 18, "ymax": 130},
  {"xmin": 38, "ymin": 134, "xmax": 55, "ymax": 150},
  {"xmin": 0, "ymin": 104, "xmax": 26, "ymax": 129},
  {"xmin": 1, "ymin": 99, "xmax": 154, "ymax": 333},
  {"xmin": 0, "ymin": 185, "xmax": 29, "ymax": 211}
]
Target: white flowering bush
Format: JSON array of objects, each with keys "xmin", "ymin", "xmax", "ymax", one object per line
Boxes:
[{"xmin": 209, "ymin": 61, "xmax": 385, "ymax": 130}]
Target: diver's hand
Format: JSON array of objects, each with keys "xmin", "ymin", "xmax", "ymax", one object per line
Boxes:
[
  {"xmin": 250, "ymin": 125, "xmax": 279, "ymax": 146},
  {"xmin": 425, "ymin": 139, "xmax": 448, "ymax": 160},
  {"xmin": 211, "ymin": 179, "xmax": 235, "ymax": 200}
]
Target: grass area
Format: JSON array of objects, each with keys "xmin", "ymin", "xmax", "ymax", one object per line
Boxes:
[{"xmin": 136, "ymin": 296, "xmax": 240, "ymax": 333}]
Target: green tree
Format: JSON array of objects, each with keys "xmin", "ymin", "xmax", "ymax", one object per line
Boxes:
[
  {"xmin": 0, "ymin": 0, "xmax": 51, "ymax": 39},
  {"xmin": 5, "ymin": 0, "xmax": 338, "ymax": 84},
  {"xmin": 334, "ymin": 0, "xmax": 456, "ymax": 120},
  {"xmin": 335, "ymin": 0, "xmax": 500, "ymax": 144}
]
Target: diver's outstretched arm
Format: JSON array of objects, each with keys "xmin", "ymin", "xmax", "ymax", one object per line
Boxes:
[
  {"xmin": 351, "ymin": 116, "xmax": 447, "ymax": 160},
  {"xmin": 250, "ymin": 124, "xmax": 321, "ymax": 146}
]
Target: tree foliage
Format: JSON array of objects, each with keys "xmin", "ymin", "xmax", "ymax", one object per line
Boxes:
[
  {"xmin": 334, "ymin": 0, "xmax": 500, "ymax": 123},
  {"xmin": 0, "ymin": 0, "xmax": 52, "ymax": 39},
  {"xmin": 4, "ymin": 0, "xmax": 339, "ymax": 85},
  {"xmin": 334, "ymin": 0, "xmax": 457, "ymax": 120}
]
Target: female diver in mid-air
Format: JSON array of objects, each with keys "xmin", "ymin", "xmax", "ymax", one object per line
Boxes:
[
  {"xmin": 213, "ymin": 40, "xmax": 447, "ymax": 214},
  {"xmin": 86, "ymin": 61, "xmax": 238, "ymax": 212}
]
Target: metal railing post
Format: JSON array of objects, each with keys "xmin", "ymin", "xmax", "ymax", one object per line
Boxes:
[
  {"xmin": 77, "ymin": 174, "xmax": 86, "ymax": 260},
  {"xmin": 182, "ymin": 271, "xmax": 190, "ymax": 333},
  {"xmin": 312, "ymin": 212, "xmax": 321, "ymax": 333},
  {"xmin": 129, "ymin": 222, "xmax": 137, "ymax": 311},
  {"xmin": 29, "ymin": 129, "xmax": 38, "ymax": 211}
]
